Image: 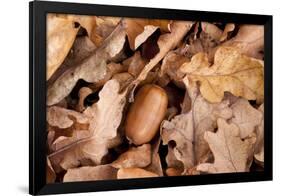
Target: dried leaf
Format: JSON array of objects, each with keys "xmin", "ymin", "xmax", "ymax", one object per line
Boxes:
[
  {"xmin": 130, "ymin": 21, "xmax": 194, "ymax": 101},
  {"xmin": 192, "ymin": 93, "xmax": 233, "ymax": 163},
  {"xmin": 111, "ymin": 144, "xmax": 151, "ymax": 169},
  {"xmin": 123, "ymin": 18, "xmax": 171, "ymax": 50},
  {"xmin": 64, "ymin": 165, "xmax": 117, "ymax": 182},
  {"xmin": 49, "ymin": 79, "xmax": 128, "ymax": 172},
  {"xmin": 180, "ymin": 46, "xmax": 264, "ymax": 103},
  {"xmin": 47, "ymin": 23, "xmax": 127, "ymax": 106},
  {"xmin": 47, "ymin": 14, "xmax": 96, "ymax": 80},
  {"xmin": 47, "ymin": 106, "xmax": 91, "ymax": 152},
  {"xmin": 254, "ymin": 104, "xmax": 264, "ymax": 163},
  {"xmin": 76, "ymin": 87, "xmax": 93, "ymax": 112},
  {"xmin": 117, "ymin": 168, "xmax": 158, "ymax": 179},
  {"xmin": 47, "ymin": 158, "xmax": 56, "ymax": 183},
  {"xmin": 222, "ymin": 25, "xmax": 264, "ymax": 59},
  {"xmin": 123, "ymin": 51, "xmax": 148, "ymax": 77},
  {"xmin": 160, "ymin": 51, "xmax": 188, "ymax": 81},
  {"xmin": 197, "ymin": 119, "xmax": 256, "ymax": 173},
  {"xmin": 91, "ymin": 16, "xmax": 121, "ymax": 46},
  {"xmin": 144, "ymin": 138, "xmax": 163, "ymax": 176},
  {"xmin": 201, "ymin": 22, "xmax": 223, "ymax": 41},
  {"xmin": 230, "ymin": 98, "xmax": 263, "ymax": 138},
  {"xmin": 161, "ymin": 113, "xmax": 194, "ymax": 172},
  {"xmin": 48, "ymin": 36, "xmax": 97, "ymax": 87},
  {"xmin": 220, "ymin": 23, "xmax": 235, "ymax": 42}
]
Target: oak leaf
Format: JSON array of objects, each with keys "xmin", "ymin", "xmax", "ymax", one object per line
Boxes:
[
  {"xmin": 180, "ymin": 46, "xmax": 264, "ymax": 103},
  {"xmin": 64, "ymin": 165, "xmax": 117, "ymax": 182},
  {"xmin": 49, "ymin": 79, "xmax": 128, "ymax": 172},
  {"xmin": 117, "ymin": 168, "xmax": 158, "ymax": 179},
  {"xmin": 111, "ymin": 144, "xmax": 151, "ymax": 169},
  {"xmin": 47, "ymin": 14, "xmax": 96, "ymax": 80},
  {"xmin": 129, "ymin": 21, "xmax": 194, "ymax": 101},
  {"xmin": 47, "ymin": 23, "xmax": 127, "ymax": 106},
  {"xmin": 123, "ymin": 18, "xmax": 171, "ymax": 50},
  {"xmin": 230, "ymin": 98, "xmax": 263, "ymax": 138},
  {"xmin": 197, "ymin": 119, "xmax": 256, "ymax": 173},
  {"xmin": 222, "ymin": 25, "xmax": 264, "ymax": 59},
  {"xmin": 254, "ymin": 104, "xmax": 264, "ymax": 163}
]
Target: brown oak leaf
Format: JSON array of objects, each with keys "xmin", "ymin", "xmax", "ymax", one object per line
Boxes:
[
  {"xmin": 230, "ymin": 98, "xmax": 263, "ymax": 138},
  {"xmin": 197, "ymin": 119, "xmax": 256, "ymax": 173},
  {"xmin": 129, "ymin": 21, "xmax": 194, "ymax": 102},
  {"xmin": 222, "ymin": 25, "xmax": 264, "ymax": 59},
  {"xmin": 49, "ymin": 79, "xmax": 128, "ymax": 172},
  {"xmin": 254, "ymin": 104, "xmax": 264, "ymax": 164},
  {"xmin": 180, "ymin": 46, "xmax": 264, "ymax": 103},
  {"xmin": 111, "ymin": 144, "xmax": 151, "ymax": 169},
  {"xmin": 47, "ymin": 14, "xmax": 96, "ymax": 80},
  {"xmin": 117, "ymin": 168, "xmax": 158, "ymax": 179},
  {"xmin": 47, "ymin": 23, "xmax": 127, "ymax": 106},
  {"xmin": 64, "ymin": 165, "xmax": 117, "ymax": 182},
  {"xmin": 123, "ymin": 18, "xmax": 171, "ymax": 50}
]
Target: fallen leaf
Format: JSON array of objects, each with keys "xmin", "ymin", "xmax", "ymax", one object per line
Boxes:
[
  {"xmin": 47, "ymin": 36, "xmax": 97, "ymax": 87},
  {"xmin": 160, "ymin": 51, "xmax": 188, "ymax": 81},
  {"xmin": 144, "ymin": 138, "xmax": 163, "ymax": 176},
  {"xmin": 130, "ymin": 21, "xmax": 194, "ymax": 102},
  {"xmin": 220, "ymin": 23, "xmax": 235, "ymax": 42},
  {"xmin": 90, "ymin": 16, "xmax": 121, "ymax": 46},
  {"xmin": 117, "ymin": 168, "xmax": 158, "ymax": 179},
  {"xmin": 64, "ymin": 165, "xmax": 117, "ymax": 182},
  {"xmin": 161, "ymin": 92, "xmax": 232, "ymax": 173},
  {"xmin": 180, "ymin": 46, "xmax": 264, "ymax": 103},
  {"xmin": 254, "ymin": 104, "xmax": 264, "ymax": 163},
  {"xmin": 230, "ymin": 98, "xmax": 263, "ymax": 138},
  {"xmin": 47, "ymin": 14, "xmax": 96, "ymax": 80},
  {"xmin": 221, "ymin": 25, "xmax": 264, "ymax": 59},
  {"xmin": 123, "ymin": 18, "xmax": 171, "ymax": 50},
  {"xmin": 47, "ymin": 106, "xmax": 91, "ymax": 152},
  {"xmin": 111, "ymin": 144, "xmax": 151, "ymax": 169},
  {"xmin": 76, "ymin": 87, "xmax": 93, "ymax": 112},
  {"xmin": 47, "ymin": 23, "xmax": 127, "ymax": 106},
  {"xmin": 197, "ymin": 119, "xmax": 256, "ymax": 173},
  {"xmin": 47, "ymin": 158, "xmax": 56, "ymax": 183},
  {"xmin": 123, "ymin": 51, "xmax": 148, "ymax": 77},
  {"xmin": 201, "ymin": 22, "xmax": 223, "ymax": 41},
  {"xmin": 49, "ymin": 79, "xmax": 128, "ymax": 172}
]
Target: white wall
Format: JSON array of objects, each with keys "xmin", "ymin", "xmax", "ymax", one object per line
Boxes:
[{"xmin": 0, "ymin": 0, "xmax": 279, "ymax": 195}]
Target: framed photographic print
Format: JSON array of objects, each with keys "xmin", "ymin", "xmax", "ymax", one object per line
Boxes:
[{"xmin": 29, "ymin": 1, "xmax": 273, "ymax": 195}]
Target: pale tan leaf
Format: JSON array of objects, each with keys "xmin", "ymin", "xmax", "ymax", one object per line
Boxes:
[
  {"xmin": 47, "ymin": 158, "xmax": 56, "ymax": 184},
  {"xmin": 111, "ymin": 144, "xmax": 151, "ymax": 169},
  {"xmin": 90, "ymin": 16, "xmax": 121, "ymax": 46},
  {"xmin": 180, "ymin": 46, "xmax": 264, "ymax": 103},
  {"xmin": 123, "ymin": 18, "xmax": 171, "ymax": 50},
  {"xmin": 222, "ymin": 25, "xmax": 264, "ymax": 59},
  {"xmin": 201, "ymin": 22, "xmax": 223, "ymax": 41},
  {"xmin": 254, "ymin": 104, "xmax": 264, "ymax": 163},
  {"xmin": 129, "ymin": 21, "xmax": 194, "ymax": 101},
  {"xmin": 76, "ymin": 87, "xmax": 93, "ymax": 112},
  {"xmin": 47, "ymin": 23, "xmax": 127, "ymax": 106},
  {"xmin": 63, "ymin": 165, "xmax": 117, "ymax": 182},
  {"xmin": 144, "ymin": 139, "xmax": 163, "ymax": 176},
  {"xmin": 161, "ymin": 89, "xmax": 232, "ymax": 172},
  {"xmin": 117, "ymin": 168, "xmax": 158, "ymax": 179},
  {"xmin": 49, "ymin": 79, "xmax": 128, "ymax": 172},
  {"xmin": 123, "ymin": 51, "xmax": 148, "ymax": 77},
  {"xmin": 197, "ymin": 119, "xmax": 256, "ymax": 173},
  {"xmin": 220, "ymin": 23, "xmax": 235, "ymax": 42},
  {"xmin": 47, "ymin": 14, "xmax": 96, "ymax": 80},
  {"xmin": 230, "ymin": 98, "xmax": 263, "ymax": 138}
]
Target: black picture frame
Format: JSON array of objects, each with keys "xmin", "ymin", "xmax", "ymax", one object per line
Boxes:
[{"xmin": 29, "ymin": 1, "xmax": 273, "ymax": 195}]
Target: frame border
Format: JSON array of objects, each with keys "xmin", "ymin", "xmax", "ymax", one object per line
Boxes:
[{"xmin": 29, "ymin": 1, "xmax": 273, "ymax": 195}]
